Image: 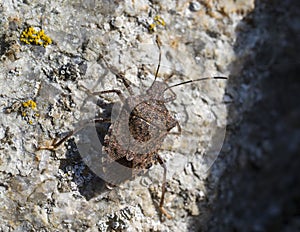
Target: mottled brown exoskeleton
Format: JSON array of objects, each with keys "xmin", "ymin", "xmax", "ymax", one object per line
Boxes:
[{"xmin": 39, "ymin": 36, "xmax": 227, "ymax": 219}]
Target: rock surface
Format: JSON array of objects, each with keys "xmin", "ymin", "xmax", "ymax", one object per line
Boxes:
[{"xmin": 0, "ymin": 0, "xmax": 298, "ymax": 231}]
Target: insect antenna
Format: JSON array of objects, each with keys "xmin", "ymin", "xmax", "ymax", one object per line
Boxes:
[
  {"xmin": 150, "ymin": 35, "xmax": 162, "ymax": 88},
  {"xmin": 154, "ymin": 36, "xmax": 162, "ymax": 80},
  {"xmin": 164, "ymin": 76, "xmax": 227, "ymax": 92},
  {"xmin": 150, "ymin": 35, "xmax": 227, "ymax": 91}
]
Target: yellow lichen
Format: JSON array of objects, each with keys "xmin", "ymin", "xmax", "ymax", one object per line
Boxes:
[
  {"xmin": 6, "ymin": 99, "xmax": 40, "ymax": 125},
  {"xmin": 20, "ymin": 26, "xmax": 52, "ymax": 47},
  {"xmin": 22, "ymin": 99, "xmax": 37, "ymax": 109},
  {"xmin": 148, "ymin": 15, "xmax": 166, "ymax": 33},
  {"xmin": 20, "ymin": 99, "xmax": 39, "ymax": 125},
  {"xmin": 148, "ymin": 23, "xmax": 156, "ymax": 32},
  {"xmin": 154, "ymin": 15, "xmax": 166, "ymax": 27}
]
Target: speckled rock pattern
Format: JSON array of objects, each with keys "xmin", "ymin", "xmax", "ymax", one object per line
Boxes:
[{"xmin": 1, "ymin": 0, "xmax": 298, "ymax": 231}]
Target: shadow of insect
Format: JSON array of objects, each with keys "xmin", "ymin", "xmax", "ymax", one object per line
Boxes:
[{"xmin": 39, "ymin": 35, "xmax": 227, "ymax": 220}]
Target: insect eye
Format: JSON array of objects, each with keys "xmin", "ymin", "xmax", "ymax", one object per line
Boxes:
[{"xmin": 146, "ymin": 163, "xmax": 152, "ymax": 169}]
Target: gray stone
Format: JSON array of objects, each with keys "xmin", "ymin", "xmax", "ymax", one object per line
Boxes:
[{"xmin": 3, "ymin": 0, "xmax": 297, "ymax": 231}]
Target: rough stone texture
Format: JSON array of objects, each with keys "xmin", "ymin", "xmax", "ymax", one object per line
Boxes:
[
  {"xmin": 0, "ymin": 0, "xmax": 298, "ymax": 231},
  {"xmin": 190, "ymin": 0, "xmax": 300, "ymax": 231}
]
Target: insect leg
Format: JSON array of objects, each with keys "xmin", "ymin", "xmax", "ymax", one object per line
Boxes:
[
  {"xmin": 115, "ymin": 73, "xmax": 135, "ymax": 96},
  {"xmin": 169, "ymin": 121, "xmax": 182, "ymax": 136},
  {"xmin": 38, "ymin": 118, "xmax": 110, "ymax": 150},
  {"xmin": 99, "ymin": 56, "xmax": 135, "ymax": 95},
  {"xmin": 91, "ymin": 89, "xmax": 126, "ymax": 103},
  {"xmin": 163, "ymin": 88, "xmax": 177, "ymax": 102},
  {"xmin": 157, "ymin": 155, "xmax": 172, "ymax": 219},
  {"xmin": 80, "ymin": 85, "xmax": 127, "ymax": 103}
]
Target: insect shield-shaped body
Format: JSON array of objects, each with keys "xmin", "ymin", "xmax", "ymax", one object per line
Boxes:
[
  {"xmin": 37, "ymin": 36, "xmax": 227, "ymax": 220},
  {"xmin": 101, "ymin": 80, "xmax": 178, "ymax": 184}
]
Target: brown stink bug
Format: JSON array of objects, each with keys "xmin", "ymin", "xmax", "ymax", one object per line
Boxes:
[{"xmin": 39, "ymin": 35, "xmax": 227, "ymax": 219}]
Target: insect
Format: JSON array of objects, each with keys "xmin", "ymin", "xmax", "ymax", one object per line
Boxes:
[{"xmin": 39, "ymin": 35, "xmax": 227, "ymax": 219}]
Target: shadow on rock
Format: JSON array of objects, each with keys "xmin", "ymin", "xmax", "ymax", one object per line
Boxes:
[
  {"xmin": 58, "ymin": 99, "xmax": 113, "ymax": 200},
  {"xmin": 189, "ymin": 0, "xmax": 300, "ymax": 231}
]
